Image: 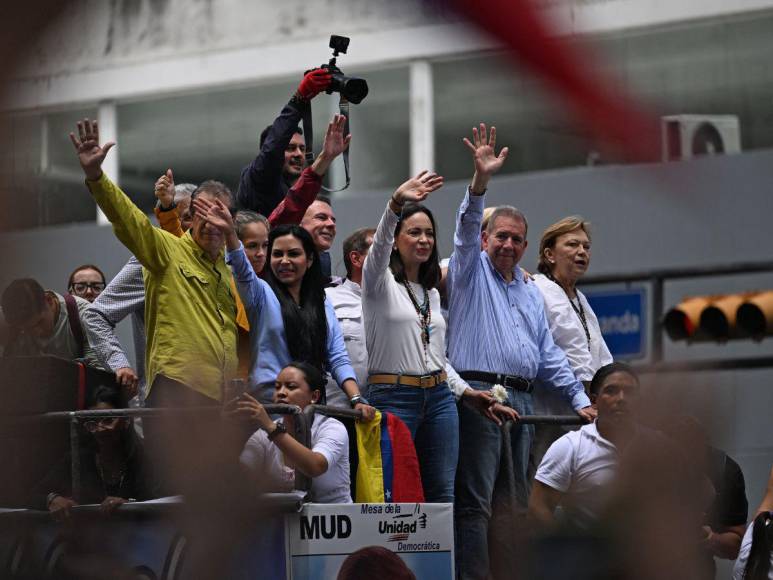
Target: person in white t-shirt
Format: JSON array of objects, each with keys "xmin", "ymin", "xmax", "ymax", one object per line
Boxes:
[
  {"xmin": 529, "ymin": 362, "xmax": 640, "ymax": 529},
  {"xmin": 531, "ymin": 216, "xmax": 614, "ymax": 472},
  {"xmin": 235, "ymin": 361, "xmax": 351, "ymax": 504},
  {"xmin": 733, "ymin": 466, "xmax": 773, "ymax": 580}
]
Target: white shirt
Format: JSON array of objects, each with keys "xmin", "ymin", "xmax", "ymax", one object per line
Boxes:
[
  {"xmin": 732, "ymin": 517, "xmax": 773, "ymax": 580},
  {"xmin": 533, "ymin": 274, "xmax": 613, "ymax": 382},
  {"xmin": 362, "ymin": 204, "xmax": 447, "ymax": 376},
  {"xmin": 360, "ymin": 205, "xmax": 471, "ymax": 399},
  {"xmin": 325, "ymin": 279, "xmax": 368, "ymax": 408},
  {"xmin": 532, "ymin": 274, "xmax": 613, "ymax": 414},
  {"xmin": 535, "ymin": 422, "xmax": 619, "ymax": 529},
  {"xmin": 240, "ymin": 414, "xmax": 351, "ymax": 504}
]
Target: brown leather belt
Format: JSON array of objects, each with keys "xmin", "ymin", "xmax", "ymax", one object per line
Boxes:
[{"xmin": 368, "ymin": 371, "xmax": 448, "ymax": 388}]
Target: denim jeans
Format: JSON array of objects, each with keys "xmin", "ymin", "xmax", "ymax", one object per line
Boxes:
[
  {"xmin": 455, "ymin": 380, "xmax": 535, "ymax": 580},
  {"xmin": 367, "ymin": 382, "xmax": 459, "ymax": 503}
]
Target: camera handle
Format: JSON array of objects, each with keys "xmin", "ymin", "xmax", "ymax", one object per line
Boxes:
[{"xmin": 301, "ymin": 96, "xmax": 351, "ymax": 193}]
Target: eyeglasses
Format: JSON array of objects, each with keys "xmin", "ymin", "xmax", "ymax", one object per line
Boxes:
[
  {"xmin": 70, "ymin": 282, "xmax": 105, "ymax": 294},
  {"xmin": 83, "ymin": 417, "xmax": 121, "ymax": 432}
]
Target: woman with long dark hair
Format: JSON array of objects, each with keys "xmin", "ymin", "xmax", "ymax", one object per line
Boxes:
[
  {"xmin": 734, "ymin": 465, "xmax": 773, "ymax": 580},
  {"xmin": 361, "ymin": 171, "xmax": 463, "ymax": 503},
  {"xmin": 734, "ymin": 511, "xmax": 773, "ymax": 580},
  {"xmin": 194, "ymin": 197, "xmax": 374, "ymax": 419}
]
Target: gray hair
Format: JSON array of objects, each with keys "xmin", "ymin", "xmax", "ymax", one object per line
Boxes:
[
  {"xmin": 234, "ymin": 210, "xmax": 269, "ymax": 240},
  {"xmin": 486, "ymin": 205, "xmax": 528, "ymax": 236},
  {"xmin": 174, "ymin": 183, "xmax": 197, "ymax": 204}
]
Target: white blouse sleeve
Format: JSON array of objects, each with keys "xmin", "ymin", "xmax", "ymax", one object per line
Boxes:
[
  {"xmin": 362, "ymin": 202, "xmax": 399, "ymax": 297},
  {"xmin": 536, "ymin": 278, "xmax": 597, "ymax": 383}
]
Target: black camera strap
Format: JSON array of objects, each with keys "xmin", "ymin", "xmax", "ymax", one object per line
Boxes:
[{"xmin": 301, "ymin": 96, "xmax": 351, "ymax": 192}]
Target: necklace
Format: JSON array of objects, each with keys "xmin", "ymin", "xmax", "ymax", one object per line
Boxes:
[
  {"xmin": 549, "ymin": 275, "xmax": 591, "ymax": 349},
  {"xmin": 400, "ymin": 278, "xmax": 431, "ymax": 357},
  {"xmin": 96, "ymin": 455, "xmax": 128, "ymax": 495}
]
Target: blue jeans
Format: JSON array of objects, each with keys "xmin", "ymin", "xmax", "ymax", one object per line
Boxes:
[
  {"xmin": 455, "ymin": 380, "xmax": 535, "ymax": 580},
  {"xmin": 367, "ymin": 382, "xmax": 459, "ymax": 503}
]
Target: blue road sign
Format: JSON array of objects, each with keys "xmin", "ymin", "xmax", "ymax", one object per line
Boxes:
[{"xmin": 583, "ymin": 288, "xmax": 647, "ymax": 359}]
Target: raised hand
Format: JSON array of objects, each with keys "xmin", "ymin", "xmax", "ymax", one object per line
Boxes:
[
  {"xmin": 321, "ymin": 114, "xmax": 351, "ymax": 160},
  {"xmin": 463, "ymin": 123, "xmax": 509, "ymax": 194},
  {"xmin": 297, "ymin": 68, "xmax": 333, "ymax": 101},
  {"xmin": 192, "ymin": 197, "xmax": 234, "ymax": 235},
  {"xmin": 69, "ymin": 118, "xmax": 116, "ymax": 181},
  {"xmin": 392, "ymin": 170, "xmax": 444, "ymax": 205},
  {"xmin": 155, "ymin": 169, "xmax": 175, "ymax": 208},
  {"xmin": 311, "ymin": 114, "xmax": 352, "ymax": 177}
]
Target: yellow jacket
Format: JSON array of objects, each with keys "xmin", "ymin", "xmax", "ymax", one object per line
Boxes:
[{"xmin": 88, "ymin": 174, "xmax": 237, "ymax": 401}]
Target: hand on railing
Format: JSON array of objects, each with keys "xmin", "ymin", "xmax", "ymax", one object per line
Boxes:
[
  {"xmin": 48, "ymin": 495, "xmax": 78, "ymax": 522},
  {"xmin": 100, "ymin": 496, "xmax": 128, "ymax": 515}
]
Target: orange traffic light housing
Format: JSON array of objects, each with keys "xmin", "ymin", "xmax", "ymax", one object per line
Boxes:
[{"xmin": 664, "ymin": 291, "xmax": 773, "ymax": 342}]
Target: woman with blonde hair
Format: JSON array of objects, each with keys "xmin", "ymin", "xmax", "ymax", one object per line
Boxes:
[{"xmin": 531, "ymin": 216, "xmax": 613, "ymax": 463}]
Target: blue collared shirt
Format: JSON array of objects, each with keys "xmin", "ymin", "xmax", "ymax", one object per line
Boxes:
[
  {"xmin": 225, "ymin": 243, "xmax": 356, "ymax": 394},
  {"xmin": 446, "ymin": 190, "xmax": 591, "ymax": 411}
]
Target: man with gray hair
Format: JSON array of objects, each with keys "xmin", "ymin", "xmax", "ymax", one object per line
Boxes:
[{"xmin": 446, "ymin": 123, "xmax": 596, "ymax": 580}]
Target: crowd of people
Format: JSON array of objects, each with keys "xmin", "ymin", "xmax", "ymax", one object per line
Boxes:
[{"xmin": 1, "ymin": 68, "xmax": 771, "ymax": 580}]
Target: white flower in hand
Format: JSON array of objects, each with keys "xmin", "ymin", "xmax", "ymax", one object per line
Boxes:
[{"xmin": 490, "ymin": 384, "xmax": 508, "ymax": 404}]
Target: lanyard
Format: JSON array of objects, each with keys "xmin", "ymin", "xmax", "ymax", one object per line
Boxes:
[{"xmin": 549, "ymin": 275, "xmax": 591, "ymax": 349}]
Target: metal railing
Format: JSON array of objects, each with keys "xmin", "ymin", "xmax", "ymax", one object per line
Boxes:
[{"xmin": 28, "ymin": 404, "xmax": 583, "ymax": 501}]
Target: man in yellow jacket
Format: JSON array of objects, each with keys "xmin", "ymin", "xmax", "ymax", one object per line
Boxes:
[{"xmin": 71, "ymin": 118, "xmax": 237, "ymax": 407}]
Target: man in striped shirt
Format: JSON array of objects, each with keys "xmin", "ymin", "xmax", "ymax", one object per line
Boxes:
[{"xmin": 447, "ymin": 124, "xmax": 596, "ymax": 580}]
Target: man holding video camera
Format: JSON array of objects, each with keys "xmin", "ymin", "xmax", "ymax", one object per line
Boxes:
[{"xmin": 235, "ymin": 68, "xmax": 332, "ymax": 219}]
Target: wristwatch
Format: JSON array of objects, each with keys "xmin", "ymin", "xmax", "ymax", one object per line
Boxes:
[
  {"xmin": 155, "ymin": 199, "xmax": 177, "ymax": 212},
  {"xmin": 349, "ymin": 394, "xmax": 370, "ymax": 408},
  {"xmin": 266, "ymin": 421, "xmax": 287, "ymax": 442}
]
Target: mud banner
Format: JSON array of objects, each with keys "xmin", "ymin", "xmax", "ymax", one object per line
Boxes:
[{"xmin": 286, "ymin": 503, "xmax": 454, "ymax": 579}]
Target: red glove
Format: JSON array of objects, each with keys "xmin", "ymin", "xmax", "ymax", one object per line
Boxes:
[{"xmin": 297, "ymin": 68, "xmax": 332, "ymax": 101}]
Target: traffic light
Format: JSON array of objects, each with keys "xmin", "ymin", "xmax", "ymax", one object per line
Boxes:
[
  {"xmin": 737, "ymin": 290, "xmax": 773, "ymax": 340},
  {"xmin": 664, "ymin": 291, "xmax": 773, "ymax": 342}
]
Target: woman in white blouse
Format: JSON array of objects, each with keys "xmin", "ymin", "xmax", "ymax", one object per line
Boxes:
[
  {"xmin": 235, "ymin": 361, "xmax": 352, "ymax": 504},
  {"xmin": 531, "ymin": 217, "xmax": 613, "ymax": 463},
  {"xmin": 361, "ymin": 171, "xmax": 460, "ymax": 503}
]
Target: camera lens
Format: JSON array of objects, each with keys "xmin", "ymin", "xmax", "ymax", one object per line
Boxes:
[{"xmin": 341, "ymin": 77, "xmax": 368, "ymax": 104}]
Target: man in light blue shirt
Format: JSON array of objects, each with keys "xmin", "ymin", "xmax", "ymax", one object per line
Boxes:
[{"xmin": 447, "ymin": 124, "xmax": 596, "ymax": 580}]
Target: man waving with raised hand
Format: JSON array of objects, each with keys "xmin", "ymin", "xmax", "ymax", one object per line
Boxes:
[
  {"xmin": 447, "ymin": 123, "xmax": 596, "ymax": 580},
  {"xmin": 70, "ymin": 118, "xmax": 238, "ymax": 408}
]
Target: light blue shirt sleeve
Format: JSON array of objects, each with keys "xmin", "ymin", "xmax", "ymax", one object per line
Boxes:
[
  {"xmin": 450, "ymin": 188, "xmax": 485, "ymax": 282},
  {"xmin": 325, "ymin": 300, "xmax": 357, "ymax": 387},
  {"xmin": 225, "ymin": 242, "xmax": 269, "ymax": 311},
  {"xmin": 534, "ymin": 299, "xmax": 592, "ymax": 411}
]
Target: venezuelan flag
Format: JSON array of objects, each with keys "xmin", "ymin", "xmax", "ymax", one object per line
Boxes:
[{"xmin": 355, "ymin": 411, "xmax": 424, "ymax": 503}]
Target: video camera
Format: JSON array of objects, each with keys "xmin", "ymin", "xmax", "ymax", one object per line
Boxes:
[{"xmin": 318, "ymin": 35, "xmax": 368, "ymax": 104}]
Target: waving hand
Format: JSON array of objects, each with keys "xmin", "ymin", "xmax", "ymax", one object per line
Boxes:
[
  {"xmin": 464, "ymin": 123, "xmax": 508, "ymax": 194},
  {"xmin": 69, "ymin": 118, "xmax": 116, "ymax": 181},
  {"xmin": 392, "ymin": 171, "xmax": 445, "ymax": 206}
]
